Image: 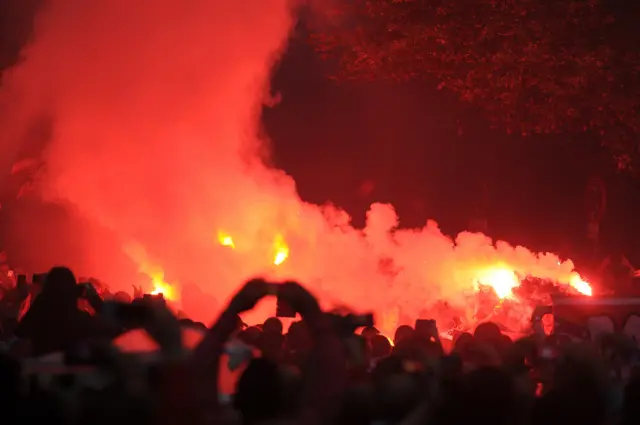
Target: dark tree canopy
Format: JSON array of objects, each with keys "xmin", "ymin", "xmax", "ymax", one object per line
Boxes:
[{"xmin": 310, "ymin": 0, "xmax": 640, "ymax": 170}]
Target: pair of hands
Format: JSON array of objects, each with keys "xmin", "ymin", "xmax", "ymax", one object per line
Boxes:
[{"xmin": 228, "ymin": 279, "xmax": 320, "ymax": 319}]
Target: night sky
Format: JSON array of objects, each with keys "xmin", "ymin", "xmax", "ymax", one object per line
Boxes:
[{"xmin": 266, "ymin": 23, "xmax": 640, "ymax": 262}]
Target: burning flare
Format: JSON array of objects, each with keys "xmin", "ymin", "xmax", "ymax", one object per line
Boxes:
[
  {"xmin": 123, "ymin": 242, "xmax": 180, "ymax": 302},
  {"xmin": 217, "ymin": 231, "xmax": 235, "ymax": 249},
  {"xmin": 273, "ymin": 234, "xmax": 289, "ymax": 266},
  {"xmin": 569, "ymin": 274, "xmax": 593, "ymax": 296},
  {"xmin": 149, "ymin": 271, "xmax": 178, "ymax": 301},
  {"xmin": 476, "ymin": 267, "xmax": 520, "ymax": 299},
  {"xmin": 474, "ymin": 267, "xmax": 592, "ymax": 299}
]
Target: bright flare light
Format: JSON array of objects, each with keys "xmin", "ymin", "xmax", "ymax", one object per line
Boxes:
[
  {"xmin": 217, "ymin": 231, "xmax": 235, "ymax": 249},
  {"xmin": 273, "ymin": 234, "xmax": 289, "ymax": 266},
  {"xmin": 476, "ymin": 267, "xmax": 520, "ymax": 299},
  {"xmin": 149, "ymin": 271, "xmax": 178, "ymax": 301},
  {"xmin": 569, "ymin": 274, "xmax": 593, "ymax": 296}
]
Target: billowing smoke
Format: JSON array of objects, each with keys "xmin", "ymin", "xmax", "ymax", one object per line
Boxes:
[
  {"xmin": 1, "ymin": 0, "xmax": 299, "ymax": 287},
  {"xmin": 1, "ymin": 0, "xmax": 587, "ymax": 332}
]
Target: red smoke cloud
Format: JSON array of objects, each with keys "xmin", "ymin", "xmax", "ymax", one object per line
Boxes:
[{"xmin": 1, "ymin": 0, "xmax": 589, "ymax": 333}]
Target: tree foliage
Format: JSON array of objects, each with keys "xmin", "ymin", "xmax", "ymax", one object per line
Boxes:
[{"xmin": 310, "ymin": 0, "xmax": 640, "ymax": 170}]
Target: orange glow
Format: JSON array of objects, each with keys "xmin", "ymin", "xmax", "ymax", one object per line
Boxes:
[
  {"xmin": 149, "ymin": 272, "xmax": 178, "ymax": 301},
  {"xmin": 217, "ymin": 231, "xmax": 235, "ymax": 249},
  {"xmin": 272, "ymin": 234, "xmax": 289, "ymax": 266},
  {"xmin": 123, "ymin": 243, "xmax": 179, "ymax": 302},
  {"xmin": 569, "ymin": 274, "xmax": 593, "ymax": 296},
  {"xmin": 476, "ymin": 267, "xmax": 520, "ymax": 299},
  {"xmin": 380, "ymin": 307, "xmax": 400, "ymax": 338}
]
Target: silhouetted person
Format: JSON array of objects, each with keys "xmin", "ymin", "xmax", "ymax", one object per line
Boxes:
[
  {"xmin": 598, "ymin": 250, "xmax": 635, "ymax": 294},
  {"xmin": 15, "ymin": 267, "xmax": 117, "ymax": 356},
  {"xmin": 234, "ymin": 357, "xmax": 286, "ymax": 425}
]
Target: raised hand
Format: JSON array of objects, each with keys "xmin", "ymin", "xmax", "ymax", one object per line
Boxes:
[
  {"xmin": 278, "ymin": 281, "xmax": 321, "ymax": 318},
  {"xmin": 82, "ymin": 281, "xmax": 100, "ymax": 300},
  {"xmin": 132, "ymin": 285, "xmax": 144, "ymax": 299},
  {"xmin": 227, "ymin": 278, "xmax": 270, "ymax": 315},
  {"xmin": 142, "ymin": 296, "xmax": 182, "ymax": 357}
]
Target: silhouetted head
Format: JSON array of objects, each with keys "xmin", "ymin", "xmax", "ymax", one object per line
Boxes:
[
  {"xmin": 393, "ymin": 325, "xmax": 414, "ymax": 345},
  {"xmin": 453, "ymin": 332, "xmax": 474, "ymax": 352},
  {"xmin": 238, "ymin": 326, "xmax": 262, "ymax": 348},
  {"xmin": 43, "ymin": 267, "xmax": 77, "ymax": 293},
  {"xmin": 40, "ymin": 267, "xmax": 80, "ymax": 311},
  {"xmin": 474, "ymin": 322, "xmax": 502, "ymax": 343},
  {"xmin": 361, "ymin": 326, "xmax": 380, "ymax": 340},
  {"xmin": 113, "ymin": 291, "xmax": 132, "ymax": 304},
  {"xmin": 263, "ymin": 317, "xmax": 283, "ymax": 335}
]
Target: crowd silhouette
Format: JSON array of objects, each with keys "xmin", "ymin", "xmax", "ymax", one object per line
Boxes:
[{"xmin": 0, "ymin": 266, "xmax": 638, "ymax": 425}]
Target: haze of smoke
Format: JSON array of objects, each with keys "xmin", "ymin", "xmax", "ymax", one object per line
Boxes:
[
  {"xmin": 1, "ymin": 0, "xmax": 581, "ymax": 329},
  {"xmin": 1, "ymin": 0, "xmax": 299, "ymax": 288}
]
